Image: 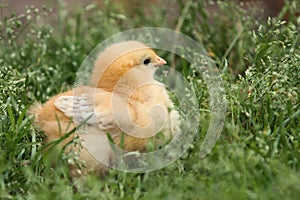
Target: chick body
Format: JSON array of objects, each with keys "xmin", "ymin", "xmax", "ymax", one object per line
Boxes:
[{"xmin": 30, "ymin": 41, "xmax": 180, "ymax": 176}]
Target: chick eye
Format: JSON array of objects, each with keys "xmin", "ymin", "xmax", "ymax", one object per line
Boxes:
[{"xmin": 143, "ymin": 58, "xmax": 151, "ymax": 65}]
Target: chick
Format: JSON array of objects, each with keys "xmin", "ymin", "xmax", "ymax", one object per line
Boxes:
[{"xmin": 30, "ymin": 41, "xmax": 180, "ymax": 176}]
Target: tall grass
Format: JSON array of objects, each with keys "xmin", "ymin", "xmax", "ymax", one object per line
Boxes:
[{"xmin": 0, "ymin": 0, "xmax": 299, "ymax": 199}]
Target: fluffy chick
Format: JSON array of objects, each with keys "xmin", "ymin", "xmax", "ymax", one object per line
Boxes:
[{"xmin": 30, "ymin": 41, "xmax": 180, "ymax": 176}]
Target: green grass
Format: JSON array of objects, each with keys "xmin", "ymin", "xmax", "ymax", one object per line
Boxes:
[{"xmin": 0, "ymin": 0, "xmax": 299, "ymax": 199}]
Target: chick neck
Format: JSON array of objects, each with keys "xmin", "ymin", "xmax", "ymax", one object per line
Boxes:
[{"xmin": 112, "ymin": 65, "xmax": 160, "ymax": 97}]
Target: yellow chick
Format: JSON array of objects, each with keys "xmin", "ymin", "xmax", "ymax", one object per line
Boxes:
[{"xmin": 30, "ymin": 41, "xmax": 180, "ymax": 177}]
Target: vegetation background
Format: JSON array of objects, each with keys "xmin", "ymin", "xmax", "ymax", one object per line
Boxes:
[{"xmin": 0, "ymin": 0, "xmax": 299, "ymax": 199}]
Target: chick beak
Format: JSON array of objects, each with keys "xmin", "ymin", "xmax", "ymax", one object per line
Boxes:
[{"xmin": 154, "ymin": 55, "xmax": 167, "ymax": 67}]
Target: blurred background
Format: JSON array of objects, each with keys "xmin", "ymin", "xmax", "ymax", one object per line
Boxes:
[{"xmin": 0, "ymin": 0, "xmax": 291, "ymax": 21}]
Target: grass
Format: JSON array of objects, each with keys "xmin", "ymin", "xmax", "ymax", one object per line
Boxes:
[{"xmin": 0, "ymin": 0, "xmax": 299, "ymax": 199}]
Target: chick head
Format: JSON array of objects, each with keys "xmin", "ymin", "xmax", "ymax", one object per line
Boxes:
[{"xmin": 91, "ymin": 41, "xmax": 166, "ymax": 91}]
